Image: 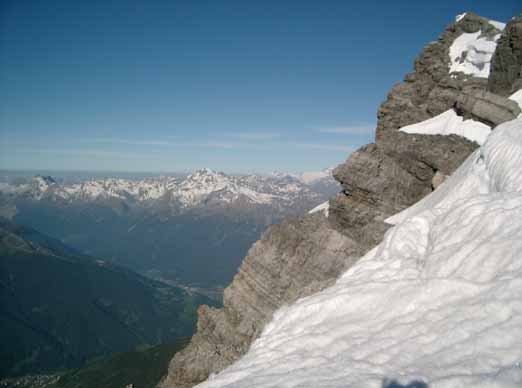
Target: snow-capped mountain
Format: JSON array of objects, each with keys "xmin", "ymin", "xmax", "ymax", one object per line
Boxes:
[
  {"xmin": 0, "ymin": 168, "xmax": 338, "ymax": 213},
  {"xmin": 270, "ymin": 167, "xmax": 334, "ymax": 184},
  {"xmin": 0, "ymin": 168, "xmax": 340, "ymax": 288}
]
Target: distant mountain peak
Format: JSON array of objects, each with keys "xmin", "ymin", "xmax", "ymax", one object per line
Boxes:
[
  {"xmin": 1, "ymin": 168, "xmax": 339, "ymax": 213},
  {"xmin": 271, "ymin": 167, "xmax": 334, "ymax": 184},
  {"xmin": 32, "ymin": 175, "xmax": 57, "ymax": 185},
  {"xmin": 29, "ymin": 175, "xmax": 59, "ymax": 199},
  {"xmin": 192, "ymin": 167, "xmax": 220, "ymax": 175}
]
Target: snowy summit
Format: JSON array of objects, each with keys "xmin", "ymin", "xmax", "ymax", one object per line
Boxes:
[{"xmin": 0, "ymin": 168, "xmax": 338, "ymax": 212}]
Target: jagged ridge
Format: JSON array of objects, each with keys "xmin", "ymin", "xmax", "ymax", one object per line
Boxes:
[{"xmin": 0, "ymin": 168, "xmax": 336, "ymax": 212}]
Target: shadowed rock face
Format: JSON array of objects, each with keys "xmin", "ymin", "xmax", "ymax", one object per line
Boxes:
[
  {"xmin": 159, "ymin": 13, "xmax": 521, "ymax": 388},
  {"xmin": 488, "ymin": 16, "xmax": 522, "ymax": 96}
]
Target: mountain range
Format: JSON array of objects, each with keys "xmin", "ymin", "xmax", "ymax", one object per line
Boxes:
[
  {"xmin": 0, "ymin": 168, "xmax": 338, "ymax": 289},
  {"xmin": 0, "ymin": 168, "xmax": 336, "ymax": 212}
]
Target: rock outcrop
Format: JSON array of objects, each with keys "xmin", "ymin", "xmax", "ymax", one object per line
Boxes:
[
  {"xmin": 159, "ymin": 13, "xmax": 521, "ymax": 388},
  {"xmin": 328, "ymin": 133, "xmax": 477, "ymax": 247},
  {"xmin": 375, "ymin": 13, "xmax": 501, "ymax": 141},
  {"xmin": 455, "ymin": 90, "xmax": 521, "ymax": 125},
  {"xmin": 159, "ymin": 215, "xmax": 361, "ymax": 387},
  {"xmin": 329, "ymin": 12, "xmax": 512, "ymax": 246},
  {"xmin": 488, "ymin": 16, "xmax": 522, "ymax": 96}
]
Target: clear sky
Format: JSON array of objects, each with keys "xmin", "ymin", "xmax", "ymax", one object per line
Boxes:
[{"xmin": 0, "ymin": 0, "xmax": 519, "ymax": 173}]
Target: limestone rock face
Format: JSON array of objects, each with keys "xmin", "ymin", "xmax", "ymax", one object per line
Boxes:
[
  {"xmin": 159, "ymin": 214, "xmax": 361, "ymax": 388},
  {"xmin": 488, "ymin": 16, "xmax": 522, "ymax": 96},
  {"xmin": 376, "ymin": 12, "xmax": 500, "ymax": 141},
  {"xmin": 329, "ymin": 13, "xmax": 501, "ymax": 242},
  {"xmin": 328, "ymin": 132, "xmax": 477, "ymax": 245},
  {"xmin": 160, "ymin": 13, "xmax": 519, "ymax": 388}
]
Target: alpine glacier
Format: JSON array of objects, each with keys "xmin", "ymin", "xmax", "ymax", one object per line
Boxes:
[{"xmin": 197, "ymin": 118, "xmax": 522, "ymax": 387}]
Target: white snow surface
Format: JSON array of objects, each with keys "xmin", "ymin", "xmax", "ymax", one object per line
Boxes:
[
  {"xmin": 399, "ymin": 109, "xmax": 491, "ymax": 144},
  {"xmin": 449, "ymin": 30, "xmax": 501, "ymax": 78},
  {"xmin": 308, "ymin": 200, "xmax": 329, "ymax": 217},
  {"xmin": 198, "ymin": 118, "xmax": 522, "ymax": 388}
]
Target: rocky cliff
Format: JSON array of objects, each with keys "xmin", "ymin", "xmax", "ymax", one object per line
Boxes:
[
  {"xmin": 159, "ymin": 13, "xmax": 522, "ymax": 388},
  {"xmin": 488, "ymin": 15, "xmax": 522, "ymax": 96}
]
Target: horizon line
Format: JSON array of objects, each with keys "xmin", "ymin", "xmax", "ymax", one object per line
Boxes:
[{"xmin": 0, "ymin": 166, "xmax": 336, "ymax": 176}]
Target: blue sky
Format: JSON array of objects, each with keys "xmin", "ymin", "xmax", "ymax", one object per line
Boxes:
[{"xmin": 0, "ymin": 0, "xmax": 519, "ymax": 173}]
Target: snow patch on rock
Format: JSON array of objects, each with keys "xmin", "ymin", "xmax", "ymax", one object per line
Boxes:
[
  {"xmin": 489, "ymin": 19, "xmax": 506, "ymax": 31},
  {"xmin": 399, "ymin": 109, "xmax": 491, "ymax": 144},
  {"xmin": 455, "ymin": 13, "xmax": 467, "ymax": 23},
  {"xmin": 449, "ymin": 31, "xmax": 501, "ymax": 78}
]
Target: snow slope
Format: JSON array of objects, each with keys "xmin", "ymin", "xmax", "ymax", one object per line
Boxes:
[
  {"xmin": 399, "ymin": 109, "xmax": 491, "ymax": 144},
  {"xmin": 198, "ymin": 118, "xmax": 522, "ymax": 387}
]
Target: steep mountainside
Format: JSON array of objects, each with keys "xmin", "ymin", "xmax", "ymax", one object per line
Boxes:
[
  {"xmin": 159, "ymin": 13, "xmax": 522, "ymax": 388},
  {"xmin": 0, "ymin": 342, "xmax": 188, "ymax": 388},
  {"xmin": 197, "ymin": 116, "xmax": 522, "ymax": 388},
  {"xmin": 0, "ymin": 220, "xmax": 213, "ymax": 378},
  {"xmin": 47, "ymin": 341, "xmax": 190, "ymax": 388}
]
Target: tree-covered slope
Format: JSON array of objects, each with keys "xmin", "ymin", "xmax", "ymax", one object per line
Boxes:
[{"xmin": 0, "ymin": 220, "xmax": 213, "ymax": 378}]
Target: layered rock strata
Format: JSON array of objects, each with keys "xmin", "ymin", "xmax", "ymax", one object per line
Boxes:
[
  {"xmin": 330, "ymin": 13, "xmax": 520, "ymax": 242},
  {"xmin": 160, "ymin": 214, "xmax": 361, "ymax": 387},
  {"xmin": 160, "ymin": 13, "xmax": 521, "ymax": 388}
]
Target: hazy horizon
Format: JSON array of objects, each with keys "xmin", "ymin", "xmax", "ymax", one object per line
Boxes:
[{"xmin": 0, "ymin": 165, "xmax": 336, "ymax": 186}]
